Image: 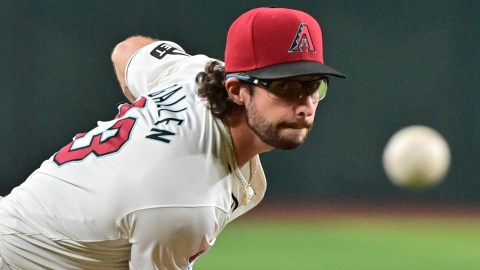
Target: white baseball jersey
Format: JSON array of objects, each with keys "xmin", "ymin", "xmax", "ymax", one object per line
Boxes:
[{"xmin": 0, "ymin": 41, "xmax": 266, "ymax": 269}]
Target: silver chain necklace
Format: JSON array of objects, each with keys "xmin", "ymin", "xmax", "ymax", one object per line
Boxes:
[{"xmin": 224, "ymin": 121, "xmax": 259, "ymax": 205}]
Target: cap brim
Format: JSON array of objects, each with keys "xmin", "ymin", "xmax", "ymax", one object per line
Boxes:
[{"xmin": 246, "ymin": 61, "xmax": 347, "ymax": 79}]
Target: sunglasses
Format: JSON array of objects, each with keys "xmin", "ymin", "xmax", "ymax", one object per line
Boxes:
[{"xmin": 226, "ymin": 74, "xmax": 329, "ymax": 103}]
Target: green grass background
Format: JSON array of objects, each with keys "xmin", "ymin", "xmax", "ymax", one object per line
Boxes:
[{"xmin": 194, "ymin": 214, "xmax": 480, "ymax": 270}]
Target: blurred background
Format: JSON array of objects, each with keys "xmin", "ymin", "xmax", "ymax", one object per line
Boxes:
[{"xmin": 2, "ymin": 0, "xmax": 480, "ymax": 210}]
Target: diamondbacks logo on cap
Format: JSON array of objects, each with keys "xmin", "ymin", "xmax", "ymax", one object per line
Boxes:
[{"xmin": 288, "ymin": 23, "xmax": 316, "ymax": 53}]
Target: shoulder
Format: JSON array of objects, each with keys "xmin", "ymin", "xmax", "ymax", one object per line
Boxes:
[{"xmin": 126, "ymin": 40, "xmax": 217, "ymax": 98}]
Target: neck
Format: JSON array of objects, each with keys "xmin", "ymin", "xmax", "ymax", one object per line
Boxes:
[{"xmin": 224, "ymin": 113, "xmax": 273, "ymax": 167}]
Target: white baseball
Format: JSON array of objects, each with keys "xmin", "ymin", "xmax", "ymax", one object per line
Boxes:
[{"xmin": 382, "ymin": 125, "xmax": 451, "ymax": 188}]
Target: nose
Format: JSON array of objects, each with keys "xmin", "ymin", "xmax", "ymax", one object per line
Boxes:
[{"xmin": 295, "ymin": 95, "xmax": 317, "ymax": 117}]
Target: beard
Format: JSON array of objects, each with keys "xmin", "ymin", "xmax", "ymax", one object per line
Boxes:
[{"xmin": 246, "ymin": 100, "xmax": 313, "ymax": 150}]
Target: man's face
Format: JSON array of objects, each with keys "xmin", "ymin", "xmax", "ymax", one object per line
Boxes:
[{"xmin": 244, "ymin": 75, "xmax": 322, "ymax": 149}]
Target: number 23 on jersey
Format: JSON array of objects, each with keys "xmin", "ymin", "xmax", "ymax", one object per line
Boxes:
[{"xmin": 53, "ymin": 98, "xmax": 146, "ymax": 166}]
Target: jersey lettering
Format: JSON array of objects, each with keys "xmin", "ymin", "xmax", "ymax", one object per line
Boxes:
[
  {"xmin": 150, "ymin": 43, "xmax": 189, "ymax": 60},
  {"xmin": 149, "ymin": 84, "xmax": 187, "ymax": 117},
  {"xmin": 53, "ymin": 117, "xmax": 137, "ymax": 166},
  {"xmin": 154, "ymin": 117, "xmax": 184, "ymax": 126},
  {"xmin": 146, "ymin": 128, "xmax": 175, "ymax": 143},
  {"xmin": 146, "ymin": 84, "xmax": 187, "ymax": 143}
]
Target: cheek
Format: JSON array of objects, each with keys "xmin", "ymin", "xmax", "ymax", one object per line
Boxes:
[
  {"xmin": 253, "ymin": 99, "xmax": 288, "ymax": 122},
  {"xmin": 311, "ymin": 105, "xmax": 319, "ymax": 117}
]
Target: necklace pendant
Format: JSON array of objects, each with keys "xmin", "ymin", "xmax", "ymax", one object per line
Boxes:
[
  {"xmin": 243, "ymin": 186, "xmax": 254, "ymax": 205},
  {"xmin": 243, "ymin": 191, "xmax": 251, "ymax": 205}
]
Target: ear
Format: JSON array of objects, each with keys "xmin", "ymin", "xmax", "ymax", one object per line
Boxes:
[{"xmin": 225, "ymin": 78, "xmax": 248, "ymax": 105}]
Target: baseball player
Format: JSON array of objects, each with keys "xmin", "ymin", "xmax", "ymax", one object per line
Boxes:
[{"xmin": 0, "ymin": 7, "xmax": 345, "ymax": 270}]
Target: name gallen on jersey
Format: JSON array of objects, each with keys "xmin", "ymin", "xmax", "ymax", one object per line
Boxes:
[{"xmin": 146, "ymin": 84, "xmax": 187, "ymax": 144}]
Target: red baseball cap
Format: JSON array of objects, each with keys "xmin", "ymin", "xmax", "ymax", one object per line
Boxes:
[{"xmin": 224, "ymin": 7, "xmax": 346, "ymax": 79}]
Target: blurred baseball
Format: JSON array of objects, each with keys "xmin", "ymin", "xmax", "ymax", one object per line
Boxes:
[{"xmin": 382, "ymin": 125, "xmax": 450, "ymax": 189}]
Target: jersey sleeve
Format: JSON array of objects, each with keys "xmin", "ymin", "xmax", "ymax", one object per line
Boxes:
[
  {"xmin": 125, "ymin": 41, "xmax": 191, "ymax": 98},
  {"xmin": 120, "ymin": 207, "xmax": 228, "ymax": 270}
]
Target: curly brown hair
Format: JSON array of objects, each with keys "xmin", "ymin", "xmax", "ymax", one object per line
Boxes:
[
  {"xmin": 196, "ymin": 61, "xmax": 230, "ymax": 119},
  {"xmin": 196, "ymin": 60, "xmax": 255, "ymax": 119}
]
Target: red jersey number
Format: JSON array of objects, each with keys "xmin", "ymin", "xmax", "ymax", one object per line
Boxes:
[
  {"xmin": 53, "ymin": 98, "xmax": 146, "ymax": 166},
  {"xmin": 53, "ymin": 117, "xmax": 136, "ymax": 166},
  {"xmin": 53, "ymin": 117, "xmax": 136, "ymax": 165}
]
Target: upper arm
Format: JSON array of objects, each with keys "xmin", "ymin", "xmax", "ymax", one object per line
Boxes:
[
  {"xmin": 114, "ymin": 38, "xmax": 190, "ymax": 101},
  {"xmin": 111, "ymin": 36, "xmax": 157, "ymax": 102}
]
